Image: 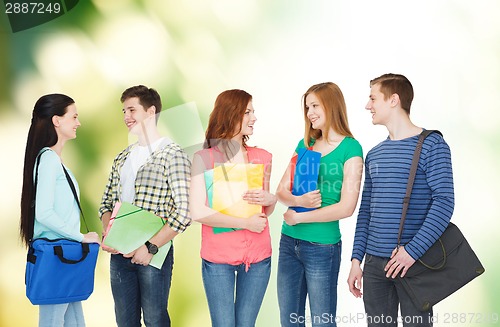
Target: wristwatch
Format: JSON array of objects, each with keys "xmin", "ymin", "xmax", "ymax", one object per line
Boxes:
[{"xmin": 145, "ymin": 241, "xmax": 158, "ymax": 255}]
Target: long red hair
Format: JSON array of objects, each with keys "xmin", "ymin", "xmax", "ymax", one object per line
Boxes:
[{"xmin": 204, "ymin": 89, "xmax": 252, "ymax": 158}]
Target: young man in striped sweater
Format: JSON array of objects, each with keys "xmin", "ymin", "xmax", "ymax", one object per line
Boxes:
[{"xmin": 348, "ymin": 74, "xmax": 454, "ymax": 326}]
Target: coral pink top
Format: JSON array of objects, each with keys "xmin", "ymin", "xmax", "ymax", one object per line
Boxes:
[{"xmin": 196, "ymin": 146, "xmax": 272, "ymax": 270}]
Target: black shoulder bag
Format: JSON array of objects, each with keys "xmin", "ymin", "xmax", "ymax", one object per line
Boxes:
[{"xmin": 396, "ymin": 130, "xmax": 485, "ymax": 312}]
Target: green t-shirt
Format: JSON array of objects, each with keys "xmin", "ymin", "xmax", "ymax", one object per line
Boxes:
[{"xmin": 281, "ymin": 137, "xmax": 363, "ymax": 244}]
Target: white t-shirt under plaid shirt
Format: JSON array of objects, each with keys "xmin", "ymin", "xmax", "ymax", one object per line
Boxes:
[
  {"xmin": 99, "ymin": 140, "xmax": 191, "ymax": 233},
  {"xmin": 121, "ymin": 137, "xmax": 170, "ymax": 203}
]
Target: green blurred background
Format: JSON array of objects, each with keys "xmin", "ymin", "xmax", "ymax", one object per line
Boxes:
[{"xmin": 1, "ymin": 0, "xmax": 499, "ymax": 326}]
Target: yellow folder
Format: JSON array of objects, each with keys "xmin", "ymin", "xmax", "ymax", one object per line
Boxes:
[
  {"xmin": 205, "ymin": 163, "xmax": 264, "ymax": 234},
  {"xmin": 212, "ymin": 163, "xmax": 264, "ymax": 217}
]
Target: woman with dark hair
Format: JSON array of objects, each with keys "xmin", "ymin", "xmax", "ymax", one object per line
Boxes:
[
  {"xmin": 276, "ymin": 82, "xmax": 363, "ymax": 327},
  {"xmin": 189, "ymin": 89, "xmax": 277, "ymax": 326},
  {"xmin": 20, "ymin": 94, "xmax": 99, "ymax": 327}
]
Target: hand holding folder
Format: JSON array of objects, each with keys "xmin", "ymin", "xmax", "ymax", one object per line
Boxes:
[
  {"xmin": 204, "ymin": 163, "xmax": 264, "ymax": 234},
  {"xmin": 289, "ymin": 148, "xmax": 322, "ymax": 212},
  {"xmin": 103, "ymin": 202, "xmax": 171, "ymax": 269}
]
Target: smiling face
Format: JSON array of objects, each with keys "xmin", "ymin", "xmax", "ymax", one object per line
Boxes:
[
  {"xmin": 235, "ymin": 100, "xmax": 257, "ymax": 138},
  {"xmin": 366, "ymin": 83, "xmax": 392, "ymax": 125},
  {"xmin": 122, "ymin": 96, "xmax": 155, "ymax": 135},
  {"xmin": 54, "ymin": 103, "xmax": 80, "ymax": 141},
  {"xmin": 305, "ymin": 92, "xmax": 326, "ymax": 131}
]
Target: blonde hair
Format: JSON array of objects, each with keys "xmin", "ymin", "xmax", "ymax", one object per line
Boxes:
[{"xmin": 303, "ymin": 82, "xmax": 353, "ymax": 146}]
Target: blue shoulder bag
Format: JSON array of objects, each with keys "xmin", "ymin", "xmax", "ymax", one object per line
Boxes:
[{"xmin": 25, "ymin": 150, "xmax": 99, "ymax": 305}]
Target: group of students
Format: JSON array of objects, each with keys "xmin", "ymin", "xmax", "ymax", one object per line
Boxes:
[{"xmin": 20, "ymin": 72, "xmax": 454, "ymax": 327}]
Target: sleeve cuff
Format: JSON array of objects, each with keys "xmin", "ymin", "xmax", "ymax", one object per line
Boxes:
[
  {"xmin": 351, "ymin": 252, "xmax": 365, "ymax": 263},
  {"xmin": 405, "ymin": 243, "xmax": 421, "ymax": 261},
  {"xmin": 166, "ymin": 214, "xmax": 191, "ymax": 233}
]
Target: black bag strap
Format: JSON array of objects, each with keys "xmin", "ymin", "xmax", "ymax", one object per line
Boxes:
[
  {"xmin": 61, "ymin": 165, "xmax": 89, "ymax": 232},
  {"xmin": 396, "ymin": 130, "xmax": 442, "ymax": 247},
  {"xmin": 32, "ymin": 149, "xmax": 50, "ymax": 214},
  {"xmin": 31, "ymin": 148, "xmax": 50, "ymax": 242},
  {"xmin": 33, "ymin": 149, "xmax": 89, "ymax": 235},
  {"xmin": 53, "ymin": 243, "xmax": 90, "ymax": 264}
]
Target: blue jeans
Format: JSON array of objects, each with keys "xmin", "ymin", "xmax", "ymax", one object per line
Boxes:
[
  {"xmin": 39, "ymin": 302, "xmax": 85, "ymax": 327},
  {"xmin": 110, "ymin": 246, "xmax": 174, "ymax": 327},
  {"xmin": 277, "ymin": 234, "xmax": 341, "ymax": 327},
  {"xmin": 363, "ymin": 254, "xmax": 433, "ymax": 327},
  {"xmin": 202, "ymin": 257, "xmax": 271, "ymax": 327}
]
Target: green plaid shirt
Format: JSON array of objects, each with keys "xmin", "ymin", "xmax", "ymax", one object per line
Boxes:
[{"xmin": 99, "ymin": 141, "xmax": 191, "ymax": 233}]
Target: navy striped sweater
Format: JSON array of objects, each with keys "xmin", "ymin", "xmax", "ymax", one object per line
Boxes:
[{"xmin": 351, "ymin": 131, "xmax": 454, "ymax": 262}]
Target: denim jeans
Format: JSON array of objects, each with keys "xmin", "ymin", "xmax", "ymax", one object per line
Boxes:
[
  {"xmin": 201, "ymin": 257, "xmax": 271, "ymax": 327},
  {"xmin": 110, "ymin": 246, "xmax": 174, "ymax": 327},
  {"xmin": 363, "ymin": 254, "xmax": 433, "ymax": 327},
  {"xmin": 39, "ymin": 302, "xmax": 85, "ymax": 327},
  {"xmin": 277, "ymin": 234, "xmax": 341, "ymax": 327}
]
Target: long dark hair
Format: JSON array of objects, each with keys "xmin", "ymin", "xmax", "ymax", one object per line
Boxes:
[
  {"xmin": 20, "ymin": 94, "xmax": 75, "ymax": 246},
  {"xmin": 204, "ymin": 89, "xmax": 252, "ymax": 159}
]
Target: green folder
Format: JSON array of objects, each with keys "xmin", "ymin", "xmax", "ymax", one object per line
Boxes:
[{"xmin": 103, "ymin": 202, "xmax": 171, "ymax": 269}]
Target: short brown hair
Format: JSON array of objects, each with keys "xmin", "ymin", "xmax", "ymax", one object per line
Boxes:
[
  {"xmin": 370, "ymin": 74, "xmax": 413, "ymax": 114},
  {"xmin": 121, "ymin": 85, "xmax": 162, "ymax": 121}
]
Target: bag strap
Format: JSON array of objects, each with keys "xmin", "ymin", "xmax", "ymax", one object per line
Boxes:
[
  {"xmin": 61, "ymin": 165, "xmax": 89, "ymax": 232},
  {"xmin": 33, "ymin": 149, "xmax": 50, "ymax": 213},
  {"xmin": 54, "ymin": 242, "xmax": 90, "ymax": 264},
  {"xmin": 33, "ymin": 149, "xmax": 89, "ymax": 235},
  {"xmin": 396, "ymin": 130, "xmax": 442, "ymax": 247},
  {"xmin": 28, "ymin": 149, "xmax": 50, "ymax": 246}
]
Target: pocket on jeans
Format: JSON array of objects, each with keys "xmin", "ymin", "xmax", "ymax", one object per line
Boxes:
[
  {"xmin": 256, "ymin": 256, "xmax": 271, "ymax": 266},
  {"xmin": 365, "ymin": 254, "xmax": 373, "ymax": 264},
  {"xmin": 202, "ymin": 259, "xmax": 217, "ymax": 269}
]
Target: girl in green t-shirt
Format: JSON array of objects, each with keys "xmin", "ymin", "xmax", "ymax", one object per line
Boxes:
[{"xmin": 276, "ymin": 82, "xmax": 363, "ymax": 327}]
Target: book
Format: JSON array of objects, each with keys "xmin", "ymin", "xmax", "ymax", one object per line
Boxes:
[
  {"xmin": 204, "ymin": 163, "xmax": 264, "ymax": 234},
  {"xmin": 103, "ymin": 202, "xmax": 171, "ymax": 269},
  {"xmin": 289, "ymin": 148, "xmax": 321, "ymax": 212}
]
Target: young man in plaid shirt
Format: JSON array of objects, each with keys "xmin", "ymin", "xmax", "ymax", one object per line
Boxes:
[{"xmin": 99, "ymin": 85, "xmax": 191, "ymax": 327}]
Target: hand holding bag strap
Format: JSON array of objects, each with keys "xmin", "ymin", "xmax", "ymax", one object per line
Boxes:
[{"xmin": 397, "ymin": 130, "xmax": 443, "ymax": 248}]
